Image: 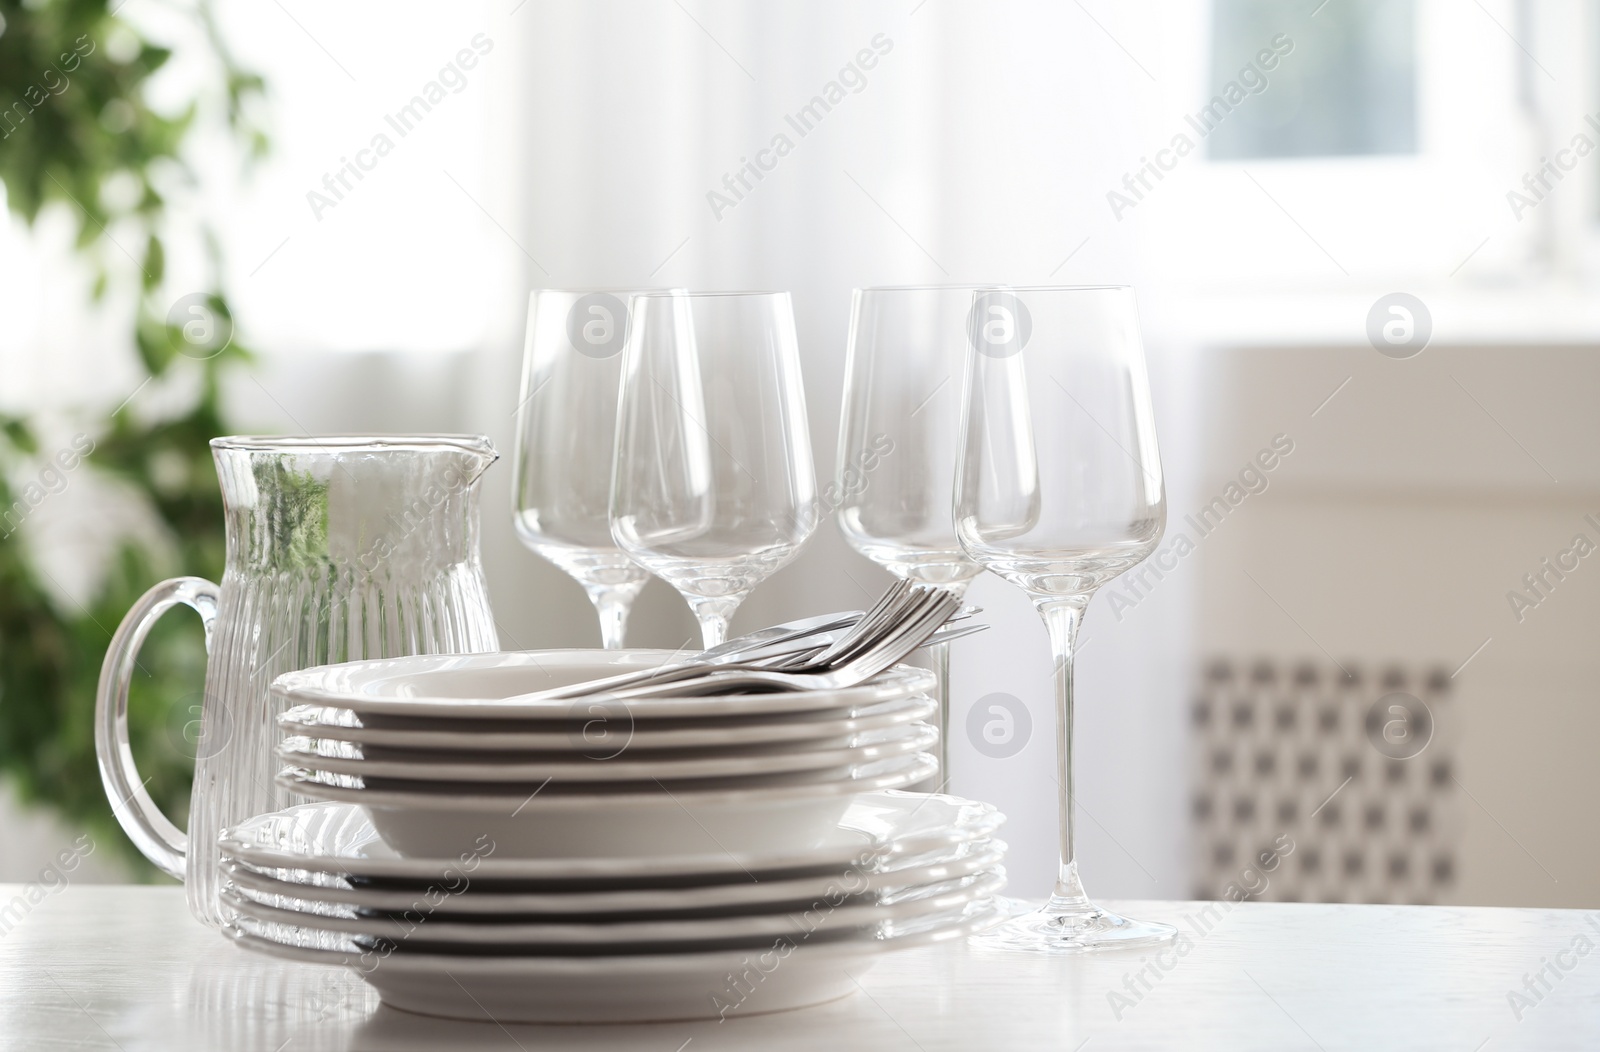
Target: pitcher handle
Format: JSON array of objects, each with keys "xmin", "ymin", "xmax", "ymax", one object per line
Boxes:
[{"xmin": 94, "ymin": 576, "xmax": 221, "ymax": 880}]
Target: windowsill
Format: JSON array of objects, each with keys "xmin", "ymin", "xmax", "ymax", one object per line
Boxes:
[{"xmin": 1175, "ymin": 283, "xmax": 1600, "ymax": 348}]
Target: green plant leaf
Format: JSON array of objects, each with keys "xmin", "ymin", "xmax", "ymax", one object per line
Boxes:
[
  {"xmin": 1, "ymin": 419, "xmax": 39, "ymax": 455},
  {"xmin": 0, "ymin": 0, "xmax": 268, "ymax": 876},
  {"xmin": 143, "ymin": 234, "xmax": 164, "ymax": 289}
]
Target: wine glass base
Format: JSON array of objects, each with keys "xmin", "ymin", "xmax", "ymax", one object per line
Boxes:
[
  {"xmin": 973, "ymin": 899, "xmax": 1176, "ymax": 954},
  {"xmin": 990, "ymin": 895, "xmax": 1044, "ymax": 919}
]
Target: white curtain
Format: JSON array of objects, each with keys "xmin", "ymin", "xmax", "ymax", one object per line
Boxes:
[{"xmin": 476, "ymin": 0, "xmax": 1198, "ymax": 899}]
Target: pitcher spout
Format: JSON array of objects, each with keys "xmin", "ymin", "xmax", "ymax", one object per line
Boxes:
[{"xmin": 449, "ymin": 434, "xmax": 499, "ymax": 487}]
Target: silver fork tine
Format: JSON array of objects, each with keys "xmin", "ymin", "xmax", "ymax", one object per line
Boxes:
[
  {"xmin": 858, "ymin": 584, "xmax": 946, "ymax": 653},
  {"xmin": 879, "ymin": 589, "xmax": 957, "ymax": 656},
  {"xmin": 730, "ymin": 603, "xmax": 982, "ymax": 668},
  {"xmin": 765, "ymin": 609, "xmax": 978, "ymax": 672},
  {"xmin": 819, "ymin": 585, "xmax": 940, "ymax": 670},
  {"xmin": 859, "ymin": 578, "xmax": 916, "ymax": 634},
  {"xmin": 494, "ymin": 579, "xmax": 976, "ymax": 707},
  {"xmin": 566, "ymin": 587, "xmax": 963, "ymax": 701},
  {"xmin": 817, "ymin": 584, "xmax": 926, "ymax": 667},
  {"xmin": 810, "ymin": 579, "xmax": 916, "ymax": 666},
  {"xmin": 853, "ymin": 588, "xmax": 962, "ymax": 678}
]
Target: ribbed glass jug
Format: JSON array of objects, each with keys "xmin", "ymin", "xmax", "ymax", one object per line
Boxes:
[{"xmin": 95, "ymin": 435, "xmax": 500, "ymax": 926}]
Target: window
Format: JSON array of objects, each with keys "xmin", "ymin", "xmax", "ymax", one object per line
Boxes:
[{"xmin": 1207, "ymin": 0, "xmax": 1418, "ymax": 159}]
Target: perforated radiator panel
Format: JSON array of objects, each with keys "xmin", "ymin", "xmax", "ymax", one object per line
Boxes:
[{"xmin": 1190, "ymin": 658, "xmax": 1459, "ymax": 904}]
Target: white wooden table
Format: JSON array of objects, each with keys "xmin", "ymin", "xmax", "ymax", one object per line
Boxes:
[{"xmin": 1, "ymin": 887, "xmax": 1595, "ymax": 1050}]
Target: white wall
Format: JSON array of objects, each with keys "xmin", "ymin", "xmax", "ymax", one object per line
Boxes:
[{"xmin": 1195, "ymin": 342, "xmax": 1600, "ymax": 907}]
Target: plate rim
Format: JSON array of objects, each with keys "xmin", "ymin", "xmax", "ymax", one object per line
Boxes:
[
  {"xmin": 218, "ymin": 868, "xmax": 1006, "ymax": 944},
  {"xmin": 220, "ymin": 842, "xmax": 1007, "ymax": 914},
  {"xmin": 222, "ymin": 896, "xmax": 1007, "ymax": 975},
  {"xmin": 274, "ymin": 722, "xmax": 938, "ymax": 783},
  {"xmin": 278, "ymin": 695, "xmax": 938, "ymax": 750},
  {"xmin": 271, "ymin": 649, "xmax": 938, "ymax": 720}
]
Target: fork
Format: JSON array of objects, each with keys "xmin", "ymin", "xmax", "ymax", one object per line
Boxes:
[
  {"xmin": 553, "ymin": 584, "xmax": 963, "ymax": 702},
  {"xmin": 523, "ymin": 580, "xmax": 925, "ymax": 703},
  {"xmin": 508, "ymin": 581, "xmax": 960, "ymax": 703}
]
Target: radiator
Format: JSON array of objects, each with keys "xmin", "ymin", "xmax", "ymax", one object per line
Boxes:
[{"xmin": 1190, "ymin": 657, "xmax": 1459, "ymax": 904}]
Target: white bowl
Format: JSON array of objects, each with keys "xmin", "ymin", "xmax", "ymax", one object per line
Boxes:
[{"xmin": 279, "ymin": 752, "xmax": 938, "ymax": 859}]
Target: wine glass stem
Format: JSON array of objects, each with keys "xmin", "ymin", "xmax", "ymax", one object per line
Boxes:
[
  {"xmin": 929, "ymin": 638, "xmax": 952, "ymax": 788},
  {"xmin": 685, "ymin": 596, "xmax": 741, "ymax": 650},
  {"xmin": 587, "ymin": 587, "xmax": 635, "ymax": 651},
  {"xmin": 698, "ymin": 615, "xmax": 727, "ymax": 649},
  {"xmin": 1040, "ymin": 596, "xmax": 1091, "ymax": 906}
]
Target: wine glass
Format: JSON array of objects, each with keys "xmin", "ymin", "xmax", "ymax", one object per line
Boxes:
[
  {"xmin": 953, "ymin": 285, "xmax": 1174, "ymax": 952},
  {"xmin": 611, "ymin": 291, "xmax": 818, "ymax": 649},
  {"xmin": 836, "ymin": 286, "xmax": 987, "ymax": 783},
  {"xmin": 512, "ymin": 289, "xmax": 659, "ymax": 648}
]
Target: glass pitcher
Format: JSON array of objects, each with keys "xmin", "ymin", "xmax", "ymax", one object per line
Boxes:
[{"xmin": 95, "ymin": 435, "xmax": 500, "ymax": 926}]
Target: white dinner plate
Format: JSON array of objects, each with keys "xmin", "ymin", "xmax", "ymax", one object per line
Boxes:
[
  {"xmin": 271, "ymin": 649, "xmax": 937, "ymax": 720},
  {"xmin": 217, "ymin": 791, "xmax": 1005, "ymax": 883},
  {"xmin": 219, "ymin": 868, "xmax": 1005, "ymax": 946},
  {"xmin": 278, "ymin": 752, "xmax": 938, "ymax": 859},
  {"xmin": 221, "ymin": 840, "xmax": 1006, "ymax": 915},
  {"xmin": 279, "ymin": 695, "xmax": 937, "ymax": 752},
  {"xmin": 224, "ymin": 898, "xmax": 1005, "ymax": 1022},
  {"xmin": 275, "ymin": 721, "xmax": 938, "ymax": 783}
]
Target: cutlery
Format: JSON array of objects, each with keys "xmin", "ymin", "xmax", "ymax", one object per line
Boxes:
[
  {"xmin": 519, "ymin": 581, "xmax": 975, "ymax": 702},
  {"xmin": 552, "ymin": 585, "xmax": 962, "ymax": 701}
]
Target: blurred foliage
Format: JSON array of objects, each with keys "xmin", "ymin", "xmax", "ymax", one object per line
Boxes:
[{"xmin": 0, "ymin": 0, "xmax": 265, "ymax": 873}]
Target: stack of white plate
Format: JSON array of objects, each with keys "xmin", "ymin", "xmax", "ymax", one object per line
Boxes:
[{"xmin": 221, "ymin": 650, "xmax": 1007, "ymax": 1022}]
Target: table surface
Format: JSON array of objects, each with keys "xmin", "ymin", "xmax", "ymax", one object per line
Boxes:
[{"xmin": 1, "ymin": 886, "xmax": 1596, "ymax": 1051}]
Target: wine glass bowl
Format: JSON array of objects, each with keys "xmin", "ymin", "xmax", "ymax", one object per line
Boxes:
[
  {"xmin": 512, "ymin": 289, "xmax": 659, "ymax": 649},
  {"xmin": 611, "ymin": 291, "xmax": 818, "ymax": 649},
  {"xmin": 837, "ymin": 286, "xmax": 989, "ymax": 588},
  {"xmin": 836, "ymin": 285, "xmax": 991, "ymax": 781},
  {"xmin": 954, "ymin": 284, "xmax": 1174, "ymax": 952}
]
